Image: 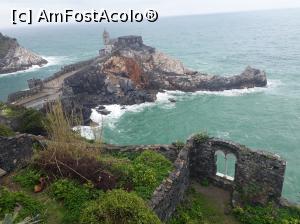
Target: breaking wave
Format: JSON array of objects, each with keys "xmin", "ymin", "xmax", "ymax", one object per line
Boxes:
[
  {"xmin": 0, "ymin": 55, "xmax": 66, "ymax": 78},
  {"xmin": 79, "ymin": 79, "xmax": 282, "ymax": 139}
]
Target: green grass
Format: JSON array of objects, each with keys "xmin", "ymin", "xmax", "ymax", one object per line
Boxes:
[
  {"xmin": 13, "ymin": 168, "xmax": 43, "ymax": 190},
  {"xmin": 2, "ymin": 149, "xmax": 173, "ymax": 223},
  {"xmin": 101, "ymin": 150, "xmax": 173, "ymax": 200},
  {"xmin": 168, "ymin": 187, "xmax": 236, "ymax": 224},
  {"xmin": 48, "ymin": 179, "xmax": 103, "ymax": 224},
  {"xmin": 193, "ymin": 132, "xmax": 210, "ymax": 145},
  {"xmin": 0, "ymin": 124, "xmax": 15, "ymax": 137},
  {"xmin": 233, "ymin": 203, "xmax": 300, "ymax": 224},
  {"xmin": 130, "ymin": 150, "xmax": 173, "ymax": 199},
  {"xmin": 0, "ymin": 187, "xmax": 45, "ymax": 222}
]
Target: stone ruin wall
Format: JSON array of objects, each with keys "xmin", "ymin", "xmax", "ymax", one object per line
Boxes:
[
  {"xmin": 0, "ymin": 134, "xmax": 38, "ymax": 174},
  {"xmin": 148, "ymin": 136, "xmax": 286, "ymax": 221},
  {"xmin": 7, "ymin": 88, "xmax": 40, "ymax": 103},
  {"xmin": 0, "ymin": 134, "xmax": 287, "ymax": 221},
  {"xmin": 188, "ymin": 137, "xmax": 286, "ymax": 206},
  {"xmin": 149, "ymin": 147, "xmax": 190, "ymax": 222}
]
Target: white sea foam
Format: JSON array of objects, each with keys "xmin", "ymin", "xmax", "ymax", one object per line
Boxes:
[
  {"xmin": 80, "ymin": 79, "xmax": 282, "ymax": 138},
  {"xmin": 73, "ymin": 125, "xmax": 102, "ymax": 140},
  {"xmin": 0, "ymin": 55, "xmax": 65, "ymax": 78}
]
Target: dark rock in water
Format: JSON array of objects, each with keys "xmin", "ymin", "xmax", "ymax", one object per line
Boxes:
[
  {"xmin": 97, "ymin": 105, "xmax": 106, "ymax": 110},
  {"xmin": 168, "ymin": 98, "xmax": 176, "ymax": 103},
  {"xmin": 0, "ymin": 33, "xmax": 47, "ymax": 74},
  {"xmin": 121, "ymin": 106, "xmax": 126, "ymax": 110},
  {"xmin": 99, "ymin": 109, "xmax": 111, "ymax": 115},
  {"xmin": 96, "ymin": 105, "xmax": 106, "ymax": 113}
]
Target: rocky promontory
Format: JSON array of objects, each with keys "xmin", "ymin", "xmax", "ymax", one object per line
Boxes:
[
  {"xmin": 7, "ymin": 32, "xmax": 267, "ymax": 123},
  {"xmin": 0, "ymin": 33, "xmax": 47, "ymax": 74},
  {"xmin": 61, "ymin": 34, "xmax": 267, "ymax": 121}
]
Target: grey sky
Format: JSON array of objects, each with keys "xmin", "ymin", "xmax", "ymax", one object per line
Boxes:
[{"xmin": 1, "ymin": 0, "xmax": 300, "ymax": 27}]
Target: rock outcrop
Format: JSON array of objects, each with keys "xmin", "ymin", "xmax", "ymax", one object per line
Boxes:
[
  {"xmin": 61, "ymin": 35, "xmax": 267, "ymax": 122},
  {"xmin": 0, "ymin": 33, "xmax": 47, "ymax": 74},
  {"xmin": 0, "ymin": 134, "xmax": 39, "ymax": 173}
]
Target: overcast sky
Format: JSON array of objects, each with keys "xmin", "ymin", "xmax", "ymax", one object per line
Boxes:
[{"xmin": 1, "ymin": 0, "xmax": 300, "ymax": 27}]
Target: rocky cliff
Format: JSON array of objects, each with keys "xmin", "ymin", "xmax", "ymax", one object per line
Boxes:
[
  {"xmin": 0, "ymin": 33, "xmax": 47, "ymax": 74},
  {"xmin": 61, "ymin": 35, "xmax": 267, "ymax": 122}
]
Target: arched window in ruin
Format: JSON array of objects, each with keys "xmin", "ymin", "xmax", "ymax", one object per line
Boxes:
[
  {"xmin": 215, "ymin": 151, "xmax": 237, "ymax": 181},
  {"xmin": 226, "ymin": 153, "xmax": 237, "ymax": 180},
  {"xmin": 215, "ymin": 150, "xmax": 226, "ymax": 177}
]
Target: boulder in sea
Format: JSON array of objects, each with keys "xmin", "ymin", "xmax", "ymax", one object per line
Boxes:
[
  {"xmin": 168, "ymin": 98, "xmax": 176, "ymax": 103},
  {"xmin": 99, "ymin": 109, "xmax": 111, "ymax": 115}
]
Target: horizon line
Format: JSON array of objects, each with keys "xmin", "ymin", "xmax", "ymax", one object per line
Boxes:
[{"xmin": 1, "ymin": 6, "xmax": 300, "ymax": 30}]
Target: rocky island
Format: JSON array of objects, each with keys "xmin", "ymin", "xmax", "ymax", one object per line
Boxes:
[
  {"xmin": 0, "ymin": 33, "xmax": 47, "ymax": 74},
  {"xmin": 8, "ymin": 31, "xmax": 267, "ymax": 122}
]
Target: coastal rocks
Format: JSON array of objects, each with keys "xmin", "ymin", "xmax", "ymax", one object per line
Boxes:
[
  {"xmin": 60, "ymin": 35, "xmax": 267, "ymax": 120},
  {"xmin": 168, "ymin": 98, "xmax": 176, "ymax": 103},
  {"xmin": 0, "ymin": 33, "xmax": 47, "ymax": 74},
  {"xmin": 96, "ymin": 106, "xmax": 111, "ymax": 115},
  {"xmin": 6, "ymin": 33, "xmax": 268, "ymax": 122}
]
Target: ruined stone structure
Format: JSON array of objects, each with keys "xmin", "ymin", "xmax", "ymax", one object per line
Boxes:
[
  {"xmin": 149, "ymin": 146, "xmax": 190, "ymax": 221},
  {"xmin": 27, "ymin": 78, "xmax": 43, "ymax": 90},
  {"xmin": 0, "ymin": 134, "xmax": 39, "ymax": 173},
  {"xmin": 0, "ymin": 131, "xmax": 287, "ymax": 221},
  {"xmin": 99, "ymin": 30, "xmax": 143, "ymax": 56},
  {"xmin": 148, "ymin": 136, "xmax": 286, "ymax": 221},
  {"xmin": 188, "ymin": 137, "xmax": 286, "ymax": 206}
]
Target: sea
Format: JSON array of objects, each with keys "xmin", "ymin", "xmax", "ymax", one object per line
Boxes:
[{"xmin": 1, "ymin": 8, "xmax": 300, "ymax": 202}]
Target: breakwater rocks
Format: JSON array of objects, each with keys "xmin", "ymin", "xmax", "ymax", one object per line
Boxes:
[{"xmin": 0, "ymin": 33, "xmax": 47, "ymax": 74}]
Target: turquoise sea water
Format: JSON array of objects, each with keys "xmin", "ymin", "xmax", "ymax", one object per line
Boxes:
[{"xmin": 1, "ymin": 8, "xmax": 300, "ymax": 202}]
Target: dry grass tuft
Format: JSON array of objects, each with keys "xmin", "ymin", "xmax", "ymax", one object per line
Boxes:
[{"xmin": 34, "ymin": 101, "xmax": 114, "ymax": 189}]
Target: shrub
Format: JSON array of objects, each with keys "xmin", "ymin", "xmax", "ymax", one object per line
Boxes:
[
  {"xmin": 109, "ymin": 151, "xmax": 141, "ymax": 161},
  {"xmin": 49, "ymin": 179, "xmax": 103, "ymax": 223},
  {"xmin": 173, "ymin": 141, "xmax": 185, "ymax": 152},
  {"xmin": 13, "ymin": 168, "xmax": 43, "ymax": 190},
  {"xmin": 0, "ymin": 188, "xmax": 45, "ymax": 222},
  {"xmin": 36, "ymin": 101, "xmax": 112, "ymax": 190},
  {"xmin": 0, "ymin": 104, "xmax": 25, "ymax": 118},
  {"xmin": 18, "ymin": 109, "xmax": 46, "ymax": 135},
  {"xmin": 193, "ymin": 132, "xmax": 209, "ymax": 145},
  {"xmin": 131, "ymin": 150, "xmax": 173, "ymax": 199},
  {"xmin": 80, "ymin": 189, "xmax": 162, "ymax": 224},
  {"xmin": 98, "ymin": 154, "xmax": 134, "ymax": 190},
  {"xmin": 233, "ymin": 204, "xmax": 300, "ymax": 224},
  {"xmin": 36, "ymin": 150, "xmax": 116, "ymax": 190},
  {"xmin": 0, "ymin": 124, "xmax": 14, "ymax": 137}
]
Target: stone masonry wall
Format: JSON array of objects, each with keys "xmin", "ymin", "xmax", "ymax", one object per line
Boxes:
[
  {"xmin": 188, "ymin": 137, "xmax": 286, "ymax": 205},
  {"xmin": 0, "ymin": 134, "xmax": 36, "ymax": 173},
  {"xmin": 149, "ymin": 147, "xmax": 190, "ymax": 222}
]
